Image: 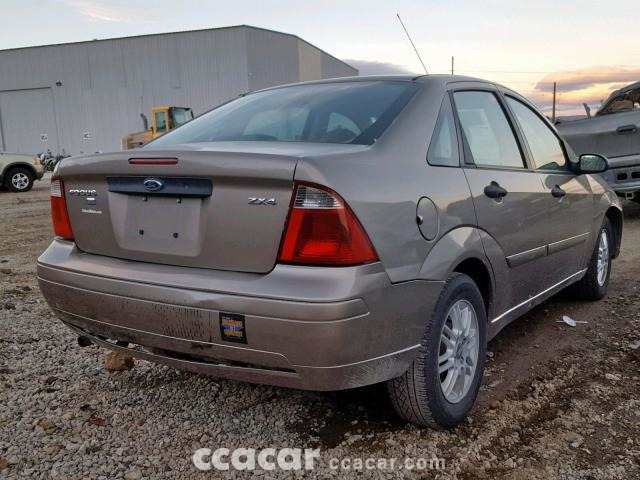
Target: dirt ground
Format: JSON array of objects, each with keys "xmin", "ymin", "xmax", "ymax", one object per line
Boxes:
[{"xmin": 1, "ymin": 176, "xmax": 639, "ymax": 479}]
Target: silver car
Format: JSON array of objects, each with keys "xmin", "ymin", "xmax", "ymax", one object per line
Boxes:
[
  {"xmin": 557, "ymin": 81, "xmax": 640, "ymax": 200},
  {"xmin": 38, "ymin": 75, "xmax": 622, "ymax": 429}
]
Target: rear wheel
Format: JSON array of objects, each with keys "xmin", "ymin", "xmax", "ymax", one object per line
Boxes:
[
  {"xmin": 6, "ymin": 167, "xmax": 34, "ymax": 192},
  {"xmin": 573, "ymin": 217, "xmax": 612, "ymax": 300},
  {"xmin": 387, "ymin": 273, "xmax": 487, "ymax": 429}
]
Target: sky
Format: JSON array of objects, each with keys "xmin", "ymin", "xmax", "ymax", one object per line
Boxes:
[{"xmin": 1, "ymin": 0, "xmax": 639, "ymax": 115}]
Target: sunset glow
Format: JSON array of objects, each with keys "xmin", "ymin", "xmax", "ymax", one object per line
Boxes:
[{"xmin": 1, "ymin": 1, "xmax": 637, "ymax": 117}]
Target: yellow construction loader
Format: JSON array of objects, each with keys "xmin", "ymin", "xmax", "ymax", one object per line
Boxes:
[{"xmin": 122, "ymin": 106, "xmax": 194, "ymax": 150}]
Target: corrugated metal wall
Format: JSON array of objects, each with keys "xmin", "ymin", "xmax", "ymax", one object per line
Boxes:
[
  {"xmin": 0, "ymin": 26, "xmax": 357, "ymax": 156},
  {"xmin": 297, "ymin": 41, "xmax": 323, "ymax": 82}
]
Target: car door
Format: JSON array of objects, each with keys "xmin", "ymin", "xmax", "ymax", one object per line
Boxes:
[
  {"xmin": 591, "ymin": 111, "xmax": 640, "ymax": 160},
  {"xmin": 451, "ymin": 87, "xmax": 550, "ymax": 312},
  {"xmin": 594, "ymin": 85, "xmax": 640, "ymax": 162},
  {"xmin": 558, "ymin": 110, "xmax": 640, "ymax": 161},
  {"xmin": 503, "ymin": 94, "xmax": 593, "ymax": 283}
]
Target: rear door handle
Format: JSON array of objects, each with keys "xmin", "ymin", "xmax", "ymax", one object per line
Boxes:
[
  {"xmin": 483, "ymin": 181, "xmax": 508, "ymax": 199},
  {"xmin": 551, "ymin": 185, "xmax": 566, "ymax": 198},
  {"xmin": 616, "ymin": 124, "xmax": 637, "ymax": 134}
]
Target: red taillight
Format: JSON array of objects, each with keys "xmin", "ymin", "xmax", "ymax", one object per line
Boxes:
[
  {"xmin": 278, "ymin": 183, "xmax": 378, "ymax": 266},
  {"xmin": 50, "ymin": 179, "xmax": 74, "ymax": 240}
]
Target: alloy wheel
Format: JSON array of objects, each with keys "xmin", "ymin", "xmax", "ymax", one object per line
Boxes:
[
  {"xmin": 438, "ymin": 299, "xmax": 479, "ymax": 404},
  {"xmin": 596, "ymin": 230, "xmax": 609, "ymax": 287},
  {"xmin": 11, "ymin": 172, "xmax": 30, "ymax": 190}
]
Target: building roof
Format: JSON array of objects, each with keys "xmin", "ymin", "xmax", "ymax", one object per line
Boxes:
[{"xmin": 0, "ymin": 24, "xmax": 355, "ymax": 72}]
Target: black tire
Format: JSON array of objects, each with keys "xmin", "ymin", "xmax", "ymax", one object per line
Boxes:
[
  {"xmin": 6, "ymin": 167, "xmax": 34, "ymax": 192},
  {"xmin": 387, "ymin": 273, "xmax": 487, "ymax": 429},
  {"xmin": 573, "ymin": 217, "xmax": 612, "ymax": 300}
]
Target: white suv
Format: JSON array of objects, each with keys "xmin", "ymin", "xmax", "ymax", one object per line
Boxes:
[{"xmin": 1, "ymin": 153, "xmax": 45, "ymax": 192}]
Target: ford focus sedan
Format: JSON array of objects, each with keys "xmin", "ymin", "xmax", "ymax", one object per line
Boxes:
[{"xmin": 37, "ymin": 75, "xmax": 622, "ymax": 429}]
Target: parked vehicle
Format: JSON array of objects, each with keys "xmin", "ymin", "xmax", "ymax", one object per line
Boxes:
[
  {"xmin": 557, "ymin": 81, "xmax": 640, "ymax": 200},
  {"xmin": 122, "ymin": 106, "xmax": 194, "ymax": 150},
  {"xmin": 1, "ymin": 153, "xmax": 45, "ymax": 192},
  {"xmin": 38, "ymin": 150, "xmax": 70, "ymax": 172},
  {"xmin": 38, "ymin": 75, "xmax": 622, "ymax": 429}
]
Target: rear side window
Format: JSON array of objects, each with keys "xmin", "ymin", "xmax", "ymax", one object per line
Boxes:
[
  {"xmin": 151, "ymin": 81, "xmax": 417, "ymax": 147},
  {"xmin": 453, "ymin": 91, "xmax": 525, "ymax": 169},
  {"xmin": 505, "ymin": 97, "xmax": 567, "ymax": 171},
  {"xmin": 427, "ymin": 96, "xmax": 459, "ymax": 167}
]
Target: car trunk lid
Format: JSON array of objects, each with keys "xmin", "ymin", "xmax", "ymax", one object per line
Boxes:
[{"xmin": 58, "ymin": 144, "xmax": 302, "ymax": 273}]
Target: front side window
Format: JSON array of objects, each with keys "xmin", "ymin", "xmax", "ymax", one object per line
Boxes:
[
  {"xmin": 150, "ymin": 81, "xmax": 417, "ymax": 147},
  {"xmin": 505, "ymin": 97, "xmax": 567, "ymax": 171},
  {"xmin": 453, "ymin": 91, "xmax": 525, "ymax": 169},
  {"xmin": 427, "ymin": 96, "xmax": 459, "ymax": 167}
]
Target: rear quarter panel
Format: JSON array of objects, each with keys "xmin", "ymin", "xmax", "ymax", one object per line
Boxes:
[{"xmin": 294, "ymin": 81, "xmax": 479, "ymax": 284}]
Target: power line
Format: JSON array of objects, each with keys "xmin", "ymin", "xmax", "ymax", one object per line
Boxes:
[
  {"xmin": 457, "ymin": 69, "xmax": 554, "ymax": 74},
  {"xmin": 428, "ymin": 65, "xmax": 640, "ymax": 75}
]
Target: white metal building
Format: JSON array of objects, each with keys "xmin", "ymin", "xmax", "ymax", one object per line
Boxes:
[{"xmin": 0, "ymin": 25, "xmax": 357, "ymax": 156}]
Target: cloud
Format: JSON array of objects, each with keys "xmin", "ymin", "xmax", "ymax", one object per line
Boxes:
[
  {"xmin": 534, "ymin": 66, "xmax": 640, "ymax": 92},
  {"xmin": 529, "ymin": 66, "xmax": 640, "ymax": 113},
  {"xmin": 63, "ymin": 0, "xmax": 144, "ymax": 23},
  {"xmin": 342, "ymin": 59, "xmax": 417, "ymax": 76}
]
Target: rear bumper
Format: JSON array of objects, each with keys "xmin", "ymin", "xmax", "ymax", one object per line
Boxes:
[{"xmin": 37, "ymin": 239, "xmax": 443, "ymax": 390}]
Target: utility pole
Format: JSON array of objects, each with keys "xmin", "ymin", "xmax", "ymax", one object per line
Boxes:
[
  {"xmin": 451, "ymin": 56, "xmax": 454, "ymax": 75},
  {"xmin": 552, "ymin": 82, "xmax": 557, "ymax": 123}
]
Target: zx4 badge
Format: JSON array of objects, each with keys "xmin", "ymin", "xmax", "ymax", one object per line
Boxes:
[{"xmin": 248, "ymin": 197, "xmax": 277, "ymax": 205}]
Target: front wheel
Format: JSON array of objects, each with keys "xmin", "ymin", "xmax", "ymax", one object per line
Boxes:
[
  {"xmin": 573, "ymin": 218, "xmax": 612, "ymax": 300},
  {"xmin": 6, "ymin": 167, "xmax": 34, "ymax": 192},
  {"xmin": 387, "ymin": 273, "xmax": 487, "ymax": 429}
]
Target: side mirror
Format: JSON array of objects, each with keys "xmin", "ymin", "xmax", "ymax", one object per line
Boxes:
[{"xmin": 578, "ymin": 153, "xmax": 609, "ymax": 174}]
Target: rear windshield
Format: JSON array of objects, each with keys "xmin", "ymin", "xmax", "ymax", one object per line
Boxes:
[{"xmin": 150, "ymin": 81, "xmax": 417, "ymax": 147}]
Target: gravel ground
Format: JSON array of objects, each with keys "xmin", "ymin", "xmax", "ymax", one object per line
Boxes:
[{"xmin": 1, "ymin": 177, "xmax": 639, "ymax": 479}]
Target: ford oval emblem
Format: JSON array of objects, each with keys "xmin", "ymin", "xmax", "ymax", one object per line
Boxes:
[{"xmin": 143, "ymin": 178, "xmax": 164, "ymax": 192}]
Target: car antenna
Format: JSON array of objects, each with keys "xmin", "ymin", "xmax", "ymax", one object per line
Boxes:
[{"xmin": 396, "ymin": 13, "xmax": 428, "ymax": 75}]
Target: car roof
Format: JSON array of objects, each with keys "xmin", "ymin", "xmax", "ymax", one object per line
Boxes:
[
  {"xmin": 253, "ymin": 74, "xmax": 515, "ymax": 94},
  {"xmin": 249, "ymin": 74, "xmax": 538, "ymax": 115}
]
